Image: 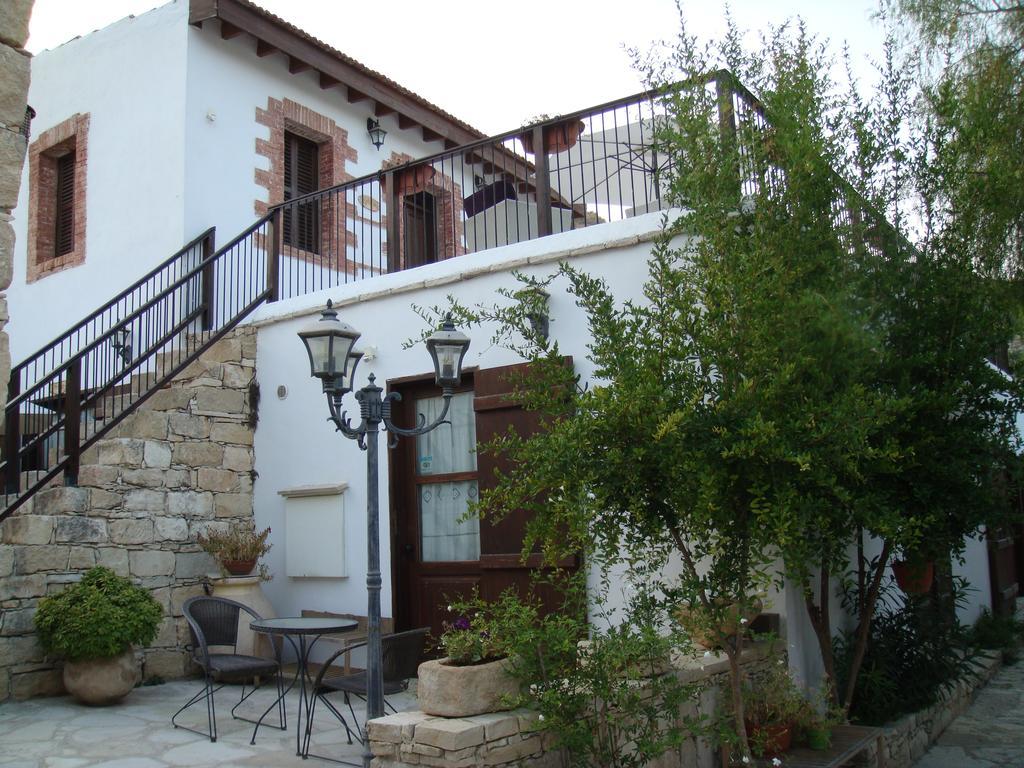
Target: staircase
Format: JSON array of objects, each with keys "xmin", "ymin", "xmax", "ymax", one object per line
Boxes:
[{"xmin": 1, "ymin": 210, "xmax": 284, "ymax": 522}]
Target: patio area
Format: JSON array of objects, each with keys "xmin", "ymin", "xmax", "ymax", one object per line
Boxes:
[{"xmin": 0, "ymin": 676, "xmax": 417, "ymax": 768}]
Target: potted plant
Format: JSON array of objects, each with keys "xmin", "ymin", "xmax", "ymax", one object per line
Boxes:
[
  {"xmin": 674, "ymin": 595, "xmax": 763, "ymax": 650},
  {"xmin": 417, "ymin": 594, "xmax": 521, "ymax": 717},
  {"xmin": 196, "ymin": 522, "xmax": 272, "ymax": 578},
  {"xmin": 891, "ymin": 552, "xmax": 935, "ymax": 594},
  {"xmin": 34, "ymin": 566, "xmax": 162, "ymax": 705},
  {"xmin": 794, "ymin": 684, "xmax": 843, "ymax": 751},
  {"xmin": 519, "ymin": 117, "xmax": 586, "ymax": 155},
  {"xmin": 739, "ymin": 660, "xmax": 805, "ymax": 757}
]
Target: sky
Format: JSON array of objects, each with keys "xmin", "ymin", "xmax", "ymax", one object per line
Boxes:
[{"xmin": 26, "ymin": 0, "xmax": 887, "ymax": 136}]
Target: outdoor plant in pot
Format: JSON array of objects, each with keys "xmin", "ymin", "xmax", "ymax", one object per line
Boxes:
[
  {"xmin": 417, "ymin": 591, "xmax": 523, "ymax": 717},
  {"xmin": 737, "ymin": 659, "xmax": 806, "ymax": 757},
  {"xmin": 891, "ymin": 550, "xmax": 935, "ymax": 595},
  {"xmin": 34, "ymin": 566, "xmax": 162, "ymax": 705},
  {"xmin": 196, "ymin": 522, "xmax": 272, "ymax": 579},
  {"xmin": 794, "ymin": 684, "xmax": 843, "ymax": 751}
]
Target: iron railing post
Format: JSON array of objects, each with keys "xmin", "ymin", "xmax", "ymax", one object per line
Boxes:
[
  {"xmin": 63, "ymin": 359, "xmax": 81, "ymax": 486},
  {"xmin": 267, "ymin": 207, "xmax": 282, "ymax": 303},
  {"xmin": 715, "ymin": 71, "xmax": 741, "ymax": 204},
  {"xmin": 200, "ymin": 228, "xmax": 216, "ymax": 330},
  {"xmin": 385, "ymin": 171, "xmax": 400, "ymax": 273},
  {"xmin": 4, "ymin": 370, "xmax": 20, "ymax": 494},
  {"xmin": 532, "ymin": 126, "xmax": 553, "ymax": 238}
]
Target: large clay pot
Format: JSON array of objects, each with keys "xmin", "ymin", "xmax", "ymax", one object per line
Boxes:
[
  {"xmin": 892, "ymin": 560, "xmax": 934, "ymax": 594},
  {"xmin": 63, "ymin": 648, "xmax": 139, "ymax": 705},
  {"xmin": 209, "ymin": 575, "xmax": 275, "ymax": 657},
  {"xmin": 417, "ymin": 657, "xmax": 519, "ymax": 717}
]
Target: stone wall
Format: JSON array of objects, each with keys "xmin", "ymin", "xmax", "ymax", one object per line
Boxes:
[
  {"xmin": 368, "ymin": 643, "xmax": 778, "ymax": 768},
  {"xmin": 865, "ymin": 652, "xmax": 1002, "ymax": 768},
  {"xmin": 0, "ymin": 0, "xmax": 33, "ymax": 406},
  {"xmin": 0, "ymin": 327, "xmax": 258, "ymax": 700}
]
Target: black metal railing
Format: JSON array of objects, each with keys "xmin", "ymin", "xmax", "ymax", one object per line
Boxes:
[{"xmin": 1, "ymin": 217, "xmax": 276, "ymax": 519}]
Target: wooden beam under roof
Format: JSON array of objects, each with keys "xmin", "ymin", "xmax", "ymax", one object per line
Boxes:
[
  {"xmin": 220, "ymin": 20, "xmax": 244, "ymax": 39},
  {"xmin": 256, "ymin": 39, "xmax": 277, "ymax": 57},
  {"xmin": 319, "ymin": 73, "xmax": 340, "ymax": 89},
  {"xmin": 188, "ymin": 0, "xmax": 481, "ymax": 147},
  {"xmin": 288, "ymin": 56, "xmax": 310, "ymax": 74}
]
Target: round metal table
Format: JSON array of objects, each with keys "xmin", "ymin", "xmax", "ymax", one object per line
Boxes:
[{"xmin": 249, "ymin": 616, "xmax": 358, "ymax": 755}]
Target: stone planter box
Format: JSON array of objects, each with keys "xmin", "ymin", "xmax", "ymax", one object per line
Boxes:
[{"xmin": 417, "ymin": 656, "xmax": 519, "ymax": 717}]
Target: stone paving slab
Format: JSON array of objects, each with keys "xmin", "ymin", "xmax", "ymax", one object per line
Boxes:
[
  {"xmin": 0, "ymin": 678, "xmax": 415, "ymax": 767},
  {"xmin": 914, "ymin": 661, "xmax": 1024, "ymax": 768}
]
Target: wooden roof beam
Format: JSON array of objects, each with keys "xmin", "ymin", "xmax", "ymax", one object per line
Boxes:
[
  {"xmin": 319, "ymin": 73, "xmax": 340, "ymax": 89},
  {"xmin": 220, "ymin": 21, "xmax": 244, "ymax": 39},
  {"xmin": 347, "ymin": 87, "xmax": 368, "ymax": 104},
  {"xmin": 189, "ymin": 0, "xmax": 481, "ymax": 147},
  {"xmin": 398, "ymin": 114, "xmax": 417, "ymax": 130},
  {"xmin": 256, "ymin": 39, "xmax": 278, "ymax": 57},
  {"xmin": 374, "ymin": 103, "xmax": 396, "ymax": 117},
  {"xmin": 289, "ymin": 57, "xmax": 311, "ymax": 74}
]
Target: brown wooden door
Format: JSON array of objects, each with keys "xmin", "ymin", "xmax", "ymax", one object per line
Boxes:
[
  {"xmin": 391, "ymin": 377, "xmax": 481, "ymax": 639},
  {"xmin": 390, "ymin": 363, "xmax": 577, "ymax": 640}
]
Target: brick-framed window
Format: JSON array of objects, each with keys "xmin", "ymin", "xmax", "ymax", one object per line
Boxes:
[
  {"xmin": 27, "ymin": 113, "xmax": 89, "ymax": 283},
  {"xmin": 255, "ymin": 98, "xmax": 359, "ymax": 272},
  {"xmin": 384, "ymin": 152, "xmax": 466, "ymax": 271}
]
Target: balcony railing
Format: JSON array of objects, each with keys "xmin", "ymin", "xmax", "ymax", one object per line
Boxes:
[{"xmin": 266, "ymin": 71, "xmax": 905, "ymax": 302}]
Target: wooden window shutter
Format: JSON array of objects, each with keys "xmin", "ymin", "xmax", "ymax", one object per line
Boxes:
[
  {"xmin": 283, "ymin": 131, "xmax": 320, "ymax": 252},
  {"xmin": 473, "ymin": 360, "xmax": 578, "ymax": 605},
  {"xmin": 54, "ymin": 152, "xmax": 76, "ymax": 257}
]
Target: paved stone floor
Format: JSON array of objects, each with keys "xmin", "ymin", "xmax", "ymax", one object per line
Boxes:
[
  {"xmin": 0, "ymin": 678, "xmax": 416, "ymax": 767},
  {"xmin": 914, "ymin": 660, "xmax": 1024, "ymax": 768}
]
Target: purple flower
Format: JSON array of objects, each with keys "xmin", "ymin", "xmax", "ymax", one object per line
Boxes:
[{"xmin": 453, "ymin": 616, "xmax": 471, "ymax": 631}]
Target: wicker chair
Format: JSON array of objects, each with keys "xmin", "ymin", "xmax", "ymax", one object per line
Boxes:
[
  {"xmin": 302, "ymin": 627, "xmax": 428, "ymax": 760},
  {"xmin": 172, "ymin": 596, "xmax": 285, "ymax": 743}
]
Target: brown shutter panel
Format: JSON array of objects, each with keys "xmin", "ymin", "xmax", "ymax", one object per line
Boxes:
[
  {"xmin": 54, "ymin": 152, "xmax": 76, "ymax": 256},
  {"xmin": 473, "ymin": 360, "xmax": 578, "ymax": 606},
  {"xmin": 283, "ymin": 131, "xmax": 320, "ymax": 252}
]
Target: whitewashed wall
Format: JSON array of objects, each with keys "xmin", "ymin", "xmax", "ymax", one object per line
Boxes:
[
  {"xmin": 8, "ymin": 1, "xmax": 190, "ymax": 360},
  {"xmin": 249, "ymin": 215, "xmax": 668, "ymax": 640}
]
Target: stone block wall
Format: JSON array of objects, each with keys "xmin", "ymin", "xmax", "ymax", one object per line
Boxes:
[
  {"xmin": 0, "ymin": 0, "xmax": 33, "ymax": 407},
  {"xmin": 368, "ymin": 709, "xmax": 557, "ymax": 768},
  {"xmin": 0, "ymin": 327, "xmax": 258, "ymax": 700},
  {"xmin": 368, "ymin": 643, "xmax": 778, "ymax": 768},
  {"xmin": 866, "ymin": 652, "xmax": 1002, "ymax": 768}
]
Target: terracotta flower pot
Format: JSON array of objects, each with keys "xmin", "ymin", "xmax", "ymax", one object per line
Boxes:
[
  {"xmin": 519, "ymin": 119, "xmax": 585, "ymax": 155},
  {"xmin": 222, "ymin": 558, "xmax": 257, "ymax": 576},
  {"xmin": 63, "ymin": 648, "xmax": 139, "ymax": 705},
  {"xmin": 417, "ymin": 656, "xmax": 519, "ymax": 717},
  {"xmin": 382, "ymin": 165, "xmax": 436, "ymax": 195},
  {"xmin": 892, "ymin": 559, "xmax": 934, "ymax": 594},
  {"xmin": 745, "ymin": 721, "xmax": 793, "ymax": 756}
]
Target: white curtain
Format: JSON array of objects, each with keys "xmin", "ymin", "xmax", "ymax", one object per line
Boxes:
[{"xmin": 416, "ymin": 393, "xmax": 480, "ymax": 562}]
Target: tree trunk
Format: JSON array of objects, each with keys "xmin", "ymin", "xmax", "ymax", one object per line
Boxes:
[
  {"xmin": 842, "ymin": 540, "xmax": 891, "ymax": 712},
  {"xmin": 803, "ymin": 561, "xmax": 840, "ymax": 708}
]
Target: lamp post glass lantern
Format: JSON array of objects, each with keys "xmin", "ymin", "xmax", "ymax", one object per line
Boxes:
[{"xmin": 298, "ymin": 304, "xmax": 470, "ymax": 767}]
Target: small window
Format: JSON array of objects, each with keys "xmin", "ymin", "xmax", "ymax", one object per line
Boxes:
[
  {"xmin": 283, "ymin": 130, "xmax": 320, "ymax": 252},
  {"xmin": 403, "ymin": 191, "xmax": 437, "ymax": 267},
  {"xmin": 54, "ymin": 152, "xmax": 76, "ymax": 257}
]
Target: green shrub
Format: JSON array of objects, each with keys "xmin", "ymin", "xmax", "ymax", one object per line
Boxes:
[
  {"xmin": 835, "ymin": 579, "xmax": 978, "ymax": 725},
  {"xmin": 35, "ymin": 567, "xmax": 162, "ymax": 662},
  {"xmin": 970, "ymin": 608, "xmax": 1023, "ymax": 663}
]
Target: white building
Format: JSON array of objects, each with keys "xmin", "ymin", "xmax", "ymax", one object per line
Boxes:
[{"xmin": 0, "ymin": 0, "xmax": 1011, "ymax": 704}]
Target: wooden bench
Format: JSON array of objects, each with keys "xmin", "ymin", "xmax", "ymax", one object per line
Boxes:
[
  {"xmin": 300, "ymin": 610, "xmax": 395, "ymax": 674},
  {"xmin": 736, "ymin": 725, "xmax": 884, "ymax": 768}
]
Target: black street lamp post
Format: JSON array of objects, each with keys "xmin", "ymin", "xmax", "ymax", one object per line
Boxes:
[{"xmin": 298, "ymin": 301, "xmax": 469, "ymax": 768}]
